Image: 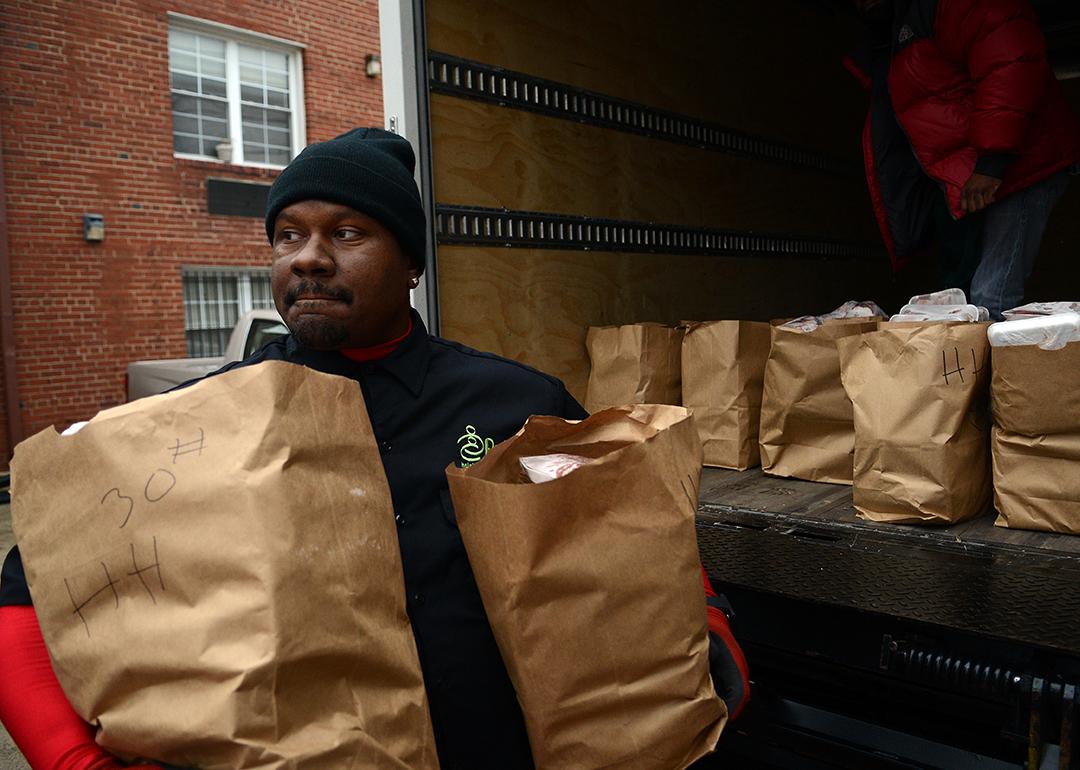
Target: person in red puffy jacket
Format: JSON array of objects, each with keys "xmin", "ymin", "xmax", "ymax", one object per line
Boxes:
[{"xmin": 847, "ymin": 0, "xmax": 1080, "ymax": 318}]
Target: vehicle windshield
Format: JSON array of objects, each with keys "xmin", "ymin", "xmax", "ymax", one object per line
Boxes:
[{"xmin": 245, "ymin": 319, "xmax": 289, "ymax": 358}]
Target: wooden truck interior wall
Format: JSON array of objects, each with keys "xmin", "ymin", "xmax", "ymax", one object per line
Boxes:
[{"xmin": 426, "ymin": 0, "xmax": 1076, "ymax": 400}]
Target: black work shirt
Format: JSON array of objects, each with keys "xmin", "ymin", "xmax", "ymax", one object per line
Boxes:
[{"xmin": 1, "ymin": 310, "xmax": 587, "ymax": 770}]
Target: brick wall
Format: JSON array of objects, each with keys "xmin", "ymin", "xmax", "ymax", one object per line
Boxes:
[{"xmin": 0, "ymin": 0, "xmax": 384, "ymax": 466}]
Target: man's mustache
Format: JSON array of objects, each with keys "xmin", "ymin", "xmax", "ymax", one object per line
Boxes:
[{"xmin": 285, "ymin": 281, "xmax": 354, "ymax": 306}]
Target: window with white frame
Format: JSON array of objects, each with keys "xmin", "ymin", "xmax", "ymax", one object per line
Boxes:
[
  {"xmin": 182, "ymin": 267, "xmax": 276, "ymax": 356},
  {"xmin": 168, "ymin": 16, "xmax": 305, "ymax": 167}
]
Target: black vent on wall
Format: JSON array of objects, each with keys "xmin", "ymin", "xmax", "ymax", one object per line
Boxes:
[{"xmin": 207, "ymin": 179, "xmax": 271, "ymax": 218}]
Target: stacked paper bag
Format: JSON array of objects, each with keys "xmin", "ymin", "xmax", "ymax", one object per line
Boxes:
[
  {"xmin": 989, "ymin": 309, "xmax": 1080, "ymax": 534},
  {"xmin": 838, "ymin": 321, "xmax": 991, "ymax": 525},
  {"xmin": 759, "ymin": 301, "xmax": 885, "ymax": 484},
  {"xmin": 836, "ymin": 289, "xmax": 992, "ymax": 525},
  {"xmin": 446, "ymin": 406, "xmax": 726, "ymax": 770},
  {"xmin": 12, "ymin": 362, "xmax": 439, "ymax": 770},
  {"xmin": 585, "ymin": 323, "xmax": 683, "ymax": 413},
  {"xmin": 681, "ymin": 321, "xmax": 772, "ymax": 470}
]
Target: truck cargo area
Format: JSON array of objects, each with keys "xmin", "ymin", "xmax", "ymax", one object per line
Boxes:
[
  {"xmin": 413, "ymin": 0, "xmax": 1080, "ymax": 765},
  {"xmin": 695, "ymin": 469, "xmax": 1080, "ymax": 769}
]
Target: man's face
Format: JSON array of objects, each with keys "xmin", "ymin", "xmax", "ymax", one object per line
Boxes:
[{"xmin": 271, "ymin": 200, "xmax": 419, "ymax": 349}]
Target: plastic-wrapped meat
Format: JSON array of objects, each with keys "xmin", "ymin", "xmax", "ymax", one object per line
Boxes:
[
  {"xmin": 822, "ymin": 300, "xmax": 888, "ymax": 320},
  {"xmin": 988, "ymin": 312, "xmax": 1080, "ymax": 350},
  {"xmin": 781, "ymin": 300, "xmax": 887, "ymax": 332},
  {"xmin": 779, "ymin": 315, "xmax": 823, "ymax": 332},
  {"xmin": 907, "ymin": 288, "xmax": 968, "ymax": 306},
  {"xmin": 892, "ymin": 304, "xmax": 983, "ymax": 322},
  {"xmin": 1002, "ymin": 301, "xmax": 1080, "ymax": 320},
  {"xmin": 519, "ymin": 453, "xmax": 592, "ymax": 483}
]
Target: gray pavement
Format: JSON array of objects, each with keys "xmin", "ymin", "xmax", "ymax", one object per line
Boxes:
[{"xmin": 0, "ymin": 502, "xmax": 31, "ymax": 770}]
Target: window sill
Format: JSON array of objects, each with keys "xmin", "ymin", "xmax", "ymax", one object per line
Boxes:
[{"xmin": 174, "ymin": 154, "xmax": 286, "ymax": 177}]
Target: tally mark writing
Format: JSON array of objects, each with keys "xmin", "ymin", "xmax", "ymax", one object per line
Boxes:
[
  {"xmin": 64, "ymin": 536, "xmax": 165, "ymax": 638},
  {"xmin": 940, "ymin": 347, "xmax": 985, "ymax": 386},
  {"xmin": 63, "ymin": 429, "xmax": 205, "ymax": 638}
]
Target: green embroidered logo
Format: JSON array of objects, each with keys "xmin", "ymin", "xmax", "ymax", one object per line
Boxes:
[{"xmin": 457, "ymin": 425, "xmax": 495, "ymax": 467}]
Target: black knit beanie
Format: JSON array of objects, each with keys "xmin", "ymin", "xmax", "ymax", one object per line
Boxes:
[{"xmin": 264, "ymin": 127, "xmax": 427, "ymax": 273}]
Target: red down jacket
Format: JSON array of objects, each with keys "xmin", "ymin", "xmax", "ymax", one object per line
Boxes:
[{"xmin": 848, "ymin": 0, "xmax": 1080, "ymax": 268}]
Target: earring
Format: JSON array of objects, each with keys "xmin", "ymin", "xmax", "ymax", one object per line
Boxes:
[{"xmin": 409, "ymin": 276, "xmax": 420, "ymax": 288}]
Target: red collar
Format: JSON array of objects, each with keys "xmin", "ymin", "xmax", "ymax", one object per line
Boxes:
[{"xmin": 340, "ymin": 319, "xmax": 413, "ymax": 362}]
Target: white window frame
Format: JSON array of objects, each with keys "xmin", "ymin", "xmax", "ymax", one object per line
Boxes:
[{"xmin": 167, "ymin": 13, "xmax": 306, "ymax": 169}]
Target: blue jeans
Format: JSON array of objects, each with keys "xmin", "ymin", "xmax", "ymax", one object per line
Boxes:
[{"xmin": 970, "ymin": 169, "xmax": 1071, "ymax": 320}]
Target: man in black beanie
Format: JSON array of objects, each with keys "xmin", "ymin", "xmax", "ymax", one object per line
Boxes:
[
  {"xmin": 0, "ymin": 128, "xmax": 749, "ymax": 769},
  {"xmin": 234, "ymin": 126, "xmax": 593, "ymax": 766}
]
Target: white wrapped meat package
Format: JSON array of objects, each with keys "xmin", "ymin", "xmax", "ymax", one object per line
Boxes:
[{"xmin": 987, "ymin": 312, "xmax": 1080, "ymax": 351}]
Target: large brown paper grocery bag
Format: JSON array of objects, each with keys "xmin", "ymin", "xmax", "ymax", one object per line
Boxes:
[
  {"xmin": 758, "ymin": 319, "xmax": 878, "ymax": 484},
  {"xmin": 585, "ymin": 323, "xmax": 684, "ymax": 412},
  {"xmin": 991, "ymin": 341, "xmax": 1080, "ymax": 534},
  {"xmin": 681, "ymin": 321, "xmax": 772, "ymax": 470},
  {"xmin": 12, "ymin": 361, "xmax": 439, "ymax": 770},
  {"xmin": 837, "ymin": 323, "xmax": 991, "ymax": 525},
  {"xmin": 445, "ymin": 405, "xmax": 725, "ymax": 770}
]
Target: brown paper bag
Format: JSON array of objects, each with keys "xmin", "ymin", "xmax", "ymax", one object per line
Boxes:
[
  {"xmin": 991, "ymin": 341, "xmax": 1080, "ymax": 533},
  {"xmin": 758, "ymin": 319, "xmax": 879, "ymax": 484},
  {"xmin": 445, "ymin": 405, "xmax": 725, "ymax": 770},
  {"xmin": 837, "ymin": 323, "xmax": 991, "ymax": 525},
  {"xmin": 681, "ymin": 321, "xmax": 772, "ymax": 470},
  {"xmin": 12, "ymin": 361, "xmax": 439, "ymax": 770},
  {"xmin": 585, "ymin": 323, "xmax": 684, "ymax": 412}
]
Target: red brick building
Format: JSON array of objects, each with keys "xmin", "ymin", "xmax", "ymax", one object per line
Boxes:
[{"xmin": 0, "ymin": 0, "xmax": 385, "ymax": 467}]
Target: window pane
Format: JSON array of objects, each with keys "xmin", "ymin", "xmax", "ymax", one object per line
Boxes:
[
  {"xmin": 173, "ymin": 134, "xmax": 199, "ymax": 154},
  {"xmin": 268, "ymin": 147, "xmax": 290, "ymax": 166},
  {"xmin": 201, "ymin": 98, "xmax": 228, "ymax": 120},
  {"xmin": 266, "ymin": 88, "xmax": 288, "ymax": 108},
  {"xmin": 198, "ymin": 35, "xmax": 225, "ymax": 58},
  {"xmin": 264, "ymin": 51, "xmax": 287, "ymax": 71},
  {"xmin": 243, "ymin": 143, "xmax": 267, "ymax": 164},
  {"xmin": 171, "ymin": 71, "xmax": 198, "ymax": 93},
  {"xmin": 170, "ymin": 51, "xmax": 197, "ymax": 73},
  {"xmin": 172, "ymin": 114, "xmax": 198, "ymax": 134},
  {"xmin": 201, "ymin": 55, "xmax": 226, "ymax": 78},
  {"xmin": 240, "ymin": 84, "xmax": 263, "ymax": 104},
  {"xmin": 238, "ymin": 45, "xmax": 263, "ymax": 65},
  {"xmin": 201, "ymin": 76, "xmax": 226, "ymax": 98},
  {"xmin": 239, "ymin": 64, "xmax": 263, "ymax": 86},
  {"xmin": 201, "ymin": 117, "xmax": 229, "ymax": 140},
  {"xmin": 169, "ymin": 28, "xmax": 197, "ymax": 53},
  {"xmin": 266, "ymin": 109, "xmax": 289, "ymax": 129},
  {"xmin": 243, "ymin": 124, "xmax": 265, "ymax": 143},
  {"xmin": 172, "ymin": 92, "xmax": 197, "ymax": 114},
  {"xmin": 265, "ymin": 67, "xmax": 288, "ymax": 90},
  {"xmin": 267, "ymin": 127, "xmax": 290, "ymax": 148}
]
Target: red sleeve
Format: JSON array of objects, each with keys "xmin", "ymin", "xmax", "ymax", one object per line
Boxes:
[
  {"xmin": 939, "ymin": 0, "xmax": 1049, "ymax": 154},
  {"xmin": 0, "ymin": 605, "xmax": 151, "ymax": 770},
  {"xmin": 700, "ymin": 566, "xmax": 751, "ymax": 720}
]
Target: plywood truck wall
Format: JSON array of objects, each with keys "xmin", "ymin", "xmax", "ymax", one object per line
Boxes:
[{"xmin": 426, "ymin": 0, "xmax": 909, "ymax": 399}]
